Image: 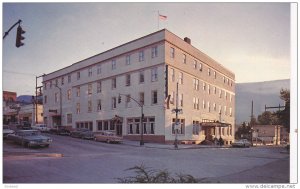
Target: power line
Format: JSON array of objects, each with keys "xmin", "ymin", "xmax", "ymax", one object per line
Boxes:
[{"xmin": 3, "ymin": 69, "xmax": 36, "ymax": 76}]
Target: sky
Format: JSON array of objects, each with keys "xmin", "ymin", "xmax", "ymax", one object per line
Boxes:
[{"xmin": 2, "ymin": 2, "xmax": 293, "ymax": 96}]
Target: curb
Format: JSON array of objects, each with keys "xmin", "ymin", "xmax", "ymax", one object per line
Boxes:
[{"xmin": 4, "ymin": 152, "xmax": 63, "ymax": 158}]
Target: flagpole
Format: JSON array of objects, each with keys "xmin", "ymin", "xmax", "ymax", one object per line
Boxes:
[{"xmin": 157, "ymin": 10, "xmax": 159, "ymax": 30}]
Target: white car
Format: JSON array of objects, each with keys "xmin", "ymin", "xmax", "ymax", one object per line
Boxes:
[
  {"xmin": 31, "ymin": 124, "xmax": 50, "ymax": 132},
  {"xmin": 232, "ymin": 139, "xmax": 251, "ymax": 148},
  {"xmin": 3, "ymin": 125, "xmax": 15, "ymax": 138}
]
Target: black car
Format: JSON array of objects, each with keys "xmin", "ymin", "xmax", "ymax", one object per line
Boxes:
[
  {"xmin": 70, "ymin": 128, "xmax": 94, "ymax": 139},
  {"xmin": 49, "ymin": 127, "xmax": 71, "ymax": 136}
]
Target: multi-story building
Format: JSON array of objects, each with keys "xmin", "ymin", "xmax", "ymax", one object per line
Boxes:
[{"xmin": 43, "ymin": 29, "xmax": 235, "ymax": 144}]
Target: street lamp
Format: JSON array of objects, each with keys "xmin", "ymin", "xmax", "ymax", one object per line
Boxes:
[
  {"xmin": 118, "ymin": 94, "xmax": 144, "ymax": 146},
  {"xmin": 55, "ymin": 84, "xmax": 62, "ymax": 127}
]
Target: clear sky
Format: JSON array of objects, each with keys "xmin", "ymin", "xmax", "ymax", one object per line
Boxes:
[{"xmin": 2, "ymin": 2, "xmax": 292, "ymax": 95}]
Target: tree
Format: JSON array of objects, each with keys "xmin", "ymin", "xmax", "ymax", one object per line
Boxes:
[
  {"xmin": 257, "ymin": 111, "xmax": 279, "ymax": 125},
  {"xmin": 277, "ymin": 89, "xmax": 290, "ymax": 132},
  {"xmin": 235, "ymin": 122, "xmax": 252, "ymax": 140}
]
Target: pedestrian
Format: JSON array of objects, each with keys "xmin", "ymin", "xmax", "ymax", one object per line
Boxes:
[{"xmin": 219, "ymin": 137, "xmax": 224, "ymax": 146}]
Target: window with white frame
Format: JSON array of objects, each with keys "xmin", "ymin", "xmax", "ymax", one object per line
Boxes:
[
  {"xmin": 67, "ymin": 113, "xmax": 72, "ymax": 124},
  {"xmin": 126, "ymin": 74, "xmax": 131, "ymax": 86},
  {"xmin": 151, "ymin": 46, "xmax": 158, "ymax": 58},
  {"xmin": 172, "ymin": 118, "xmax": 185, "ymax": 135},
  {"xmin": 67, "ymin": 89, "xmax": 71, "ymax": 100},
  {"xmin": 97, "ymin": 64, "xmax": 101, "ymax": 74},
  {"xmin": 151, "ymin": 67, "xmax": 158, "ymax": 82},
  {"xmin": 112, "ymin": 78, "xmax": 116, "ymax": 89},
  {"xmin": 125, "ymin": 94, "xmax": 131, "ymax": 108},
  {"xmin": 229, "ymin": 107, "xmax": 232, "ymax": 117},
  {"xmin": 55, "ymin": 92, "xmax": 58, "ymax": 103},
  {"xmin": 183, "ymin": 54, "xmax": 186, "ymax": 64},
  {"xmin": 213, "ymin": 103, "xmax": 216, "ymax": 111},
  {"xmin": 68, "ymin": 74, "xmax": 71, "ymax": 83},
  {"xmin": 50, "ymin": 81, "xmax": 52, "ymax": 88},
  {"xmin": 208, "ymin": 68, "xmax": 211, "ymax": 76},
  {"xmin": 55, "ymin": 79, "xmax": 58, "ymax": 87},
  {"xmin": 192, "ymin": 121, "xmax": 200, "ymax": 135},
  {"xmin": 151, "ymin": 90, "xmax": 158, "ymax": 105},
  {"xmin": 203, "ymin": 82, "xmax": 206, "ymax": 91},
  {"xmin": 139, "ymin": 51, "xmax": 144, "ymax": 62},
  {"xmin": 97, "ymin": 99, "xmax": 102, "ymax": 111},
  {"xmin": 88, "ymin": 67, "xmax": 93, "ymax": 77},
  {"xmin": 88, "ymin": 100, "xmax": 92, "ymax": 112},
  {"xmin": 170, "ymin": 91, "xmax": 175, "ymax": 104},
  {"xmin": 224, "ymin": 106, "xmax": 227, "ymax": 115},
  {"xmin": 202, "ymin": 100, "xmax": 206, "ymax": 109},
  {"xmin": 180, "ymin": 94, "xmax": 183, "ymax": 107},
  {"xmin": 139, "ymin": 92, "xmax": 144, "ymax": 105},
  {"xmin": 139, "ymin": 71, "xmax": 145, "ymax": 84},
  {"xmin": 44, "ymin": 95, "xmax": 47, "ymax": 104},
  {"xmin": 77, "ymin": 71, "xmax": 80, "ymax": 80},
  {"xmin": 208, "ymin": 84, "xmax": 210, "ymax": 94},
  {"xmin": 179, "ymin": 72, "xmax": 183, "ymax": 84},
  {"xmin": 97, "ymin": 81, "xmax": 101, "ymax": 93},
  {"xmin": 199, "ymin": 63, "xmax": 202, "ymax": 71},
  {"xmin": 219, "ymin": 89, "xmax": 222, "ymax": 98},
  {"xmin": 112, "ymin": 97, "xmax": 117, "ymax": 109},
  {"xmin": 170, "ymin": 68, "xmax": 175, "ymax": 82},
  {"xmin": 112, "ymin": 60, "xmax": 116, "ymax": 70},
  {"xmin": 126, "ymin": 55, "xmax": 131, "ymax": 65},
  {"xmin": 214, "ymin": 71, "xmax": 217, "ymax": 79},
  {"xmin": 193, "ymin": 60, "xmax": 197, "ymax": 69},
  {"xmin": 208, "ymin": 101, "xmax": 211, "ymax": 112},
  {"xmin": 76, "ymin": 87, "xmax": 80, "ymax": 97},
  {"xmin": 76, "ymin": 103, "xmax": 80, "ymax": 114},
  {"xmin": 170, "ymin": 47, "xmax": 175, "ymax": 58},
  {"xmin": 61, "ymin": 77, "xmax": 64, "ymax": 85},
  {"xmin": 88, "ymin": 83, "xmax": 92, "ymax": 95}
]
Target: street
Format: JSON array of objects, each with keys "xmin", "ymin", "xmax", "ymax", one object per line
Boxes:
[{"xmin": 3, "ymin": 134, "xmax": 290, "ymax": 183}]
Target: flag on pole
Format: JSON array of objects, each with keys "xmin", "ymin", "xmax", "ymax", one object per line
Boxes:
[{"xmin": 159, "ymin": 14, "xmax": 167, "ymax": 20}]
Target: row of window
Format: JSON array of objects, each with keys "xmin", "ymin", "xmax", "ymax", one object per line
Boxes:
[
  {"xmin": 44, "ymin": 46, "xmax": 160, "ymax": 90},
  {"xmin": 74, "ymin": 91, "xmax": 158, "ymax": 114},
  {"xmin": 192, "ymin": 98, "xmax": 233, "ymax": 117},
  {"xmin": 169, "ymin": 47, "xmax": 234, "ymax": 87},
  {"xmin": 127, "ymin": 117, "xmax": 155, "ymax": 135}
]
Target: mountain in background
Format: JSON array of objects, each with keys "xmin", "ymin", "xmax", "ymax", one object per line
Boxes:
[{"xmin": 235, "ymin": 79, "xmax": 290, "ymax": 124}]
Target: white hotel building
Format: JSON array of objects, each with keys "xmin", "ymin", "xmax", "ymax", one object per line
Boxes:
[{"xmin": 43, "ymin": 29, "xmax": 235, "ymax": 144}]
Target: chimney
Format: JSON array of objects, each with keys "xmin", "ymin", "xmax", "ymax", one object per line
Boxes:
[{"xmin": 184, "ymin": 37, "xmax": 191, "ymax": 44}]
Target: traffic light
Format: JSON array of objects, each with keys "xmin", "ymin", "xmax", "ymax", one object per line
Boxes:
[
  {"xmin": 118, "ymin": 95, "xmax": 122, "ymax": 103},
  {"xmin": 16, "ymin": 25, "xmax": 25, "ymax": 48}
]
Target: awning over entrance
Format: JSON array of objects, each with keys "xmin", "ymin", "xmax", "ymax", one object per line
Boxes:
[{"xmin": 200, "ymin": 121, "xmax": 231, "ymax": 127}]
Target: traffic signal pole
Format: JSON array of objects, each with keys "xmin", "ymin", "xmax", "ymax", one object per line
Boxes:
[{"xmin": 3, "ymin": 19, "xmax": 22, "ymax": 39}]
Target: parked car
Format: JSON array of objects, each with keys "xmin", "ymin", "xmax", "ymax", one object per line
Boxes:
[
  {"xmin": 7, "ymin": 130, "xmax": 52, "ymax": 148},
  {"xmin": 49, "ymin": 127, "xmax": 71, "ymax": 136},
  {"xmin": 17, "ymin": 121, "xmax": 32, "ymax": 130},
  {"xmin": 231, "ymin": 139, "xmax": 251, "ymax": 148},
  {"xmin": 3, "ymin": 125, "xmax": 15, "ymax": 139},
  {"xmin": 70, "ymin": 128, "xmax": 94, "ymax": 139},
  {"xmin": 31, "ymin": 124, "xmax": 50, "ymax": 132},
  {"xmin": 94, "ymin": 131, "xmax": 123, "ymax": 144}
]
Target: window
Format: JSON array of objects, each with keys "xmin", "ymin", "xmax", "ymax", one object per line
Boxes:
[
  {"xmin": 88, "ymin": 100, "xmax": 92, "ymax": 112},
  {"xmin": 179, "ymin": 72, "xmax": 183, "ymax": 84},
  {"xmin": 183, "ymin": 54, "xmax": 186, "ymax": 64},
  {"xmin": 149, "ymin": 117, "xmax": 155, "ymax": 134},
  {"xmin": 139, "ymin": 51, "xmax": 144, "ymax": 62},
  {"xmin": 170, "ymin": 68, "xmax": 175, "ymax": 82},
  {"xmin": 55, "ymin": 92, "xmax": 58, "ymax": 103},
  {"xmin": 202, "ymin": 100, "xmax": 206, "ymax": 109},
  {"xmin": 97, "ymin": 64, "xmax": 101, "ymax": 74},
  {"xmin": 230, "ymin": 107, "xmax": 232, "ymax": 117},
  {"xmin": 172, "ymin": 118, "xmax": 185, "ymax": 135},
  {"xmin": 170, "ymin": 91, "xmax": 175, "ymax": 104},
  {"xmin": 213, "ymin": 103, "xmax": 217, "ymax": 111},
  {"xmin": 192, "ymin": 121, "xmax": 200, "ymax": 135},
  {"xmin": 97, "ymin": 99, "xmax": 102, "ymax": 111},
  {"xmin": 76, "ymin": 103, "xmax": 80, "ymax": 114},
  {"xmin": 88, "ymin": 83, "xmax": 92, "ymax": 94},
  {"xmin": 76, "ymin": 87, "xmax": 80, "ymax": 97},
  {"xmin": 55, "ymin": 79, "xmax": 58, "ymax": 87},
  {"xmin": 193, "ymin": 60, "xmax": 197, "ymax": 69},
  {"xmin": 112, "ymin": 97, "xmax": 116, "ymax": 109},
  {"xmin": 44, "ymin": 95, "xmax": 47, "ymax": 104},
  {"xmin": 208, "ymin": 84, "xmax": 210, "ymax": 94},
  {"xmin": 67, "ymin": 89, "xmax": 71, "ymax": 100},
  {"xmin": 67, "ymin": 114, "xmax": 72, "ymax": 124},
  {"xmin": 170, "ymin": 47, "xmax": 175, "ymax": 58},
  {"xmin": 223, "ymin": 76, "xmax": 226, "ymax": 83},
  {"xmin": 77, "ymin": 72, "xmax": 80, "ymax": 80},
  {"xmin": 214, "ymin": 87, "xmax": 217, "ymax": 94},
  {"xmin": 112, "ymin": 60, "xmax": 116, "ymax": 70},
  {"xmin": 199, "ymin": 63, "xmax": 202, "ymax": 71},
  {"xmin": 139, "ymin": 92, "xmax": 144, "ymax": 105},
  {"xmin": 88, "ymin": 67, "xmax": 93, "ymax": 77},
  {"xmin": 203, "ymin": 82, "xmax": 206, "ymax": 91},
  {"xmin": 97, "ymin": 81, "xmax": 101, "ymax": 93},
  {"xmin": 230, "ymin": 94, "xmax": 233, "ymax": 102},
  {"xmin": 126, "ymin": 55, "xmax": 131, "ymax": 65},
  {"xmin": 104, "ymin": 121, "xmax": 109, "ymax": 130},
  {"xmin": 151, "ymin": 67, "xmax": 158, "ymax": 82},
  {"xmin": 126, "ymin": 74, "xmax": 131, "ymax": 86},
  {"xmin": 193, "ymin": 78, "xmax": 199, "ymax": 90},
  {"xmin": 125, "ymin": 94, "xmax": 131, "ymax": 108},
  {"xmin": 218, "ymin": 105, "xmax": 222, "ymax": 114},
  {"xmin": 208, "ymin": 101, "xmax": 211, "ymax": 112},
  {"xmin": 214, "ymin": 71, "xmax": 217, "ymax": 79},
  {"xmin": 180, "ymin": 94, "xmax": 183, "ymax": 107},
  {"xmin": 68, "ymin": 75, "xmax": 71, "ymax": 83},
  {"xmin": 152, "ymin": 90, "xmax": 158, "ymax": 105},
  {"xmin": 97, "ymin": 121, "xmax": 102, "ymax": 130},
  {"xmin": 219, "ymin": 89, "xmax": 222, "ymax": 98},
  {"xmin": 50, "ymin": 81, "xmax": 52, "ymax": 88},
  {"xmin": 151, "ymin": 46, "xmax": 158, "ymax": 58},
  {"xmin": 61, "ymin": 77, "xmax": 64, "ymax": 85},
  {"xmin": 208, "ymin": 68, "xmax": 211, "ymax": 76},
  {"xmin": 139, "ymin": 71, "xmax": 145, "ymax": 83},
  {"xmin": 112, "ymin": 78, "xmax": 116, "ymax": 89},
  {"xmin": 225, "ymin": 92, "xmax": 228, "ymax": 100},
  {"xmin": 44, "ymin": 82, "xmax": 47, "ymax": 90}
]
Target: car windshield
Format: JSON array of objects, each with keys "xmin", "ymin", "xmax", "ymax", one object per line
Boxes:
[
  {"xmin": 3, "ymin": 125, "xmax": 10, "ymax": 129},
  {"xmin": 19, "ymin": 131, "xmax": 40, "ymax": 136}
]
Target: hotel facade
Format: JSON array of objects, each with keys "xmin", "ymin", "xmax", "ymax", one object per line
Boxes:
[{"xmin": 43, "ymin": 29, "xmax": 235, "ymax": 144}]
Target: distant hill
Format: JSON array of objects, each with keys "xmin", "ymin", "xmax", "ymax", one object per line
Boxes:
[{"xmin": 235, "ymin": 79, "xmax": 290, "ymax": 124}]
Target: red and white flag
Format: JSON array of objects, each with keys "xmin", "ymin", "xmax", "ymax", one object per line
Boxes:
[{"xmin": 159, "ymin": 14, "xmax": 167, "ymax": 20}]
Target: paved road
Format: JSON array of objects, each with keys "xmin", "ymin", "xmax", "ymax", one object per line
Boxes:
[{"xmin": 3, "ymin": 134, "xmax": 290, "ymax": 183}]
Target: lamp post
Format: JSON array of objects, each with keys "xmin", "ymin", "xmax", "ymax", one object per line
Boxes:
[
  {"xmin": 172, "ymin": 82, "xmax": 182, "ymax": 149},
  {"xmin": 55, "ymin": 85, "xmax": 62, "ymax": 127},
  {"xmin": 118, "ymin": 94, "xmax": 144, "ymax": 146}
]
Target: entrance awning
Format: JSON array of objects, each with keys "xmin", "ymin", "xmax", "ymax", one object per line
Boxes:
[{"xmin": 200, "ymin": 121, "xmax": 231, "ymax": 127}]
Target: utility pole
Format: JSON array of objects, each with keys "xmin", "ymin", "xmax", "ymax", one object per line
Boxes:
[
  {"xmin": 35, "ymin": 74, "xmax": 45, "ymax": 124},
  {"xmin": 172, "ymin": 82, "xmax": 182, "ymax": 149}
]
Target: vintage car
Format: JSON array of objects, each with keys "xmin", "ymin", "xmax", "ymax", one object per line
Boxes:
[
  {"xmin": 3, "ymin": 125, "xmax": 15, "ymax": 138},
  {"xmin": 49, "ymin": 127, "xmax": 71, "ymax": 136},
  {"xmin": 31, "ymin": 124, "xmax": 50, "ymax": 132},
  {"xmin": 94, "ymin": 131, "xmax": 123, "ymax": 144},
  {"xmin": 231, "ymin": 139, "xmax": 251, "ymax": 148},
  {"xmin": 7, "ymin": 130, "xmax": 52, "ymax": 148},
  {"xmin": 70, "ymin": 128, "xmax": 94, "ymax": 139}
]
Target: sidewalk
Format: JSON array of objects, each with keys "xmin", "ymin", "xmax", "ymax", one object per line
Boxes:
[{"xmin": 121, "ymin": 140, "xmax": 229, "ymax": 150}]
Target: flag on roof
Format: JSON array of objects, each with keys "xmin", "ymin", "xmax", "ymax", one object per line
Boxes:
[{"xmin": 159, "ymin": 14, "xmax": 167, "ymax": 20}]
